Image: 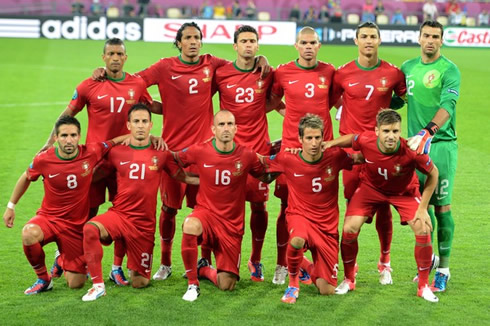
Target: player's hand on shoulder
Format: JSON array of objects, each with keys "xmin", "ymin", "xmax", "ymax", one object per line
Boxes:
[
  {"xmin": 284, "ymin": 147, "xmax": 301, "ymax": 155},
  {"xmin": 150, "ymin": 135, "xmax": 168, "ymax": 151},
  {"xmin": 254, "ymin": 55, "xmax": 271, "ymax": 79},
  {"xmin": 92, "ymin": 67, "xmax": 107, "ymax": 81}
]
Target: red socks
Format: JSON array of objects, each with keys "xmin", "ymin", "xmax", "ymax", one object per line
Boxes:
[
  {"xmin": 341, "ymin": 232, "xmax": 359, "ymax": 282},
  {"xmin": 375, "ymin": 204, "xmax": 393, "ymax": 264},
  {"xmin": 199, "ymin": 266, "xmax": 218, "ymax": 286},
  {"xmin": 181, "ymin": 233, "xmax": 199, "ymax": 285},
  {"xmin": 159, "ymin": 208, "xmax": 176, "ymax": 266},
  {"xmin": 113, "ymin": 239, "xmax": 126, "ymax": 266},
  {"xmin": 23, "ymin": 242, "xmax": 49, "ymax": 281},
  {"xmin": 415, "ymin": 234, "xmax": 432, "ymax": 288},
  {"xmin": 276, "ymin": 203, "xmax": 288, "ymax": 267},
  {"xmin": 83, "ymin": 223, "xmax": 104, "ymax": 285},
  {"xmin": 250, "ymin": 208, "xmax": 268, "ymax": 263},
  {"xmin": 286, "ymin": 244, "xmax": 303, "ymax": 288}
]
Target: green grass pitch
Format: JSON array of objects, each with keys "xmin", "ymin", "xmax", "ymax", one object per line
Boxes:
[{"xmin": 0, "ymin": 38, "xmax": 489, "ymax": 325}]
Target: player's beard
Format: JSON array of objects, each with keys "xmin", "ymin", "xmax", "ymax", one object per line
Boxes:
[{"xmin": 59, "ymin": 144, "xmax": 77, "ymax": 156}]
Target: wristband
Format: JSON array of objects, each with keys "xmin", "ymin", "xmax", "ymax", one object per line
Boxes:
[
  {"xmin": 7, "ymin": 201, "xmax": 15, "ymax": 210},
  {"xmin": 424, "ymin": 122, "xmax": 439, "ymax": 136}
]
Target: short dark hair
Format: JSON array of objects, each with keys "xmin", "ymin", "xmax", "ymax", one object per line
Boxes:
[
  {"xmin": 174, "ymin": 22, "xmax": 203, "ymax": 52},
  {"xmin": 234, "ymin": 25, "xmax": 259, "ymax": 43},
  {"xmin": 356, "ymin": 21, "xmax": 380, "ymax": 38},
  {"xmin": 298, "ymin": 114, "xmax": 324, "ymax": 138},
  {"xmin": 376, "ymin": 109, "xmax": 401, "ymax": 126},
  {"xmin": 55, "ymin": 115, "xmax": 81, "ymax": 135},
  {"xmin": 128, "ymin": 103, "xmax": 152, "ymax": 121},
  {"xmin": 103, "ymin": 38, "xmax": 125, "ymax": 53},
  {"xmin": 419, "ymin": 20, "xmax": 444, "ymax": 38}
]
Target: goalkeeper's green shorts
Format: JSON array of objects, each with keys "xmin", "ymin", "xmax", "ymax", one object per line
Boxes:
[{"xmin": 416, "ymin": 140, "xmax": 458, "ymax": 206}]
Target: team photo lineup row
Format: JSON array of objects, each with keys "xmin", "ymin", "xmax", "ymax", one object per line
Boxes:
[{"xmin": 3, "ymin": 19, "xmax": 459, "ymax": 304}]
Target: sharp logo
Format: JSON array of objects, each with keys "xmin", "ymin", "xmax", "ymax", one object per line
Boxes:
[{"xmin": 41, "ymin": 16, "xmax": 142, "ymax": 41}]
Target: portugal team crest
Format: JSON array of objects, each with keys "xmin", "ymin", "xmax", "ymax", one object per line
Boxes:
[
  {"xmin": 233, "ymin": 160, "xmax": 243, "ymax": 176},
  {"xmin": 149, "ymin": 156, "xmax": 159, "ymax": 170},
  {"xmin": 81, "ymin": 160, "xmax": 91, "ymax": 177},
  {"xmin": 377, "ymin": 77, "xmax": 389, "ymax": 92},
  {"xmin": 392, "ymin": 164, "xmax": 404, "ymax": 176},
  {"xmin": 423, "ymin": 70, "xmax": 441, "ymax": 88},
  {"xmin": 127, "ymin": 88, "xmax": 136, "ymax": 104},
  {"xmin": 255, "ymin": 79, "xmax": 264, "ymax": 93},
  {"xmin": 324, "ymin": 165, "xmax": 335, "ymax": 182},
  {"xmin": 318, "ymin": 76, "xmax": 327, "ymax": 89},
  {"xmin": 202, "ymin": 67, "xmax": 211, "ymax": 82}
]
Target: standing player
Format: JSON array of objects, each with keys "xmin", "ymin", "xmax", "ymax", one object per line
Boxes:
[
  {"xmin": 329, "ymin": 109, "xmax": 440, "ymax": 303},
  {"xmin": 330, "ymin": 22, "xmax": 406, "ymax": 285},
  {"xmin": 402, "ymin": 20, "xmax": 460, "ymax": 292},
  {"xmin": 81, "ymin": 104, "xmax": 198, "ymax": 301},
  {"xmin": 41, "ymin": 38, "xmax": 156, "ymax": 286},
  {"xmin": 3, "ymin": 116, "xmax": 126, "ymax": 295},
  {"xmin": 267, "ymin": 26, "xmax": 336, "ymax": 284},
  {"xmin": 214, "ymin": 25, "xmax": 284, "ymax": 282},
  {"xmin": 131, "ymin": 22, "xmax": 270, "ymax": 280},
  {"xmin": 264, "ymin": 114, "xmax": 357, "ymax": 304},
  {"xmin": 177, "ymin": 110, "xmax": 269, "ymax": 302}
]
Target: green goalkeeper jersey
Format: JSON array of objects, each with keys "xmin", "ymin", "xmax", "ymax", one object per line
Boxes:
[{"xmin": 401, "ymin": 55, "xmax": 460, "ymax": 142}]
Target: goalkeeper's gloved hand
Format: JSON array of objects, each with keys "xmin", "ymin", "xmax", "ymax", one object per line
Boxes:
[
  {"xmin": 389, "ymin": 94, "xmax": 406, "ymax": 110},
  {"xmin": 407, "ymin": 122, "xmax": 439, "ymax": 155}
]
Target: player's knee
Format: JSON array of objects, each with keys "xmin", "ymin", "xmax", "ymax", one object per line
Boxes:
[
  {"xmin": 182, "ymin": 217, "xmax": 202, "ymax": 236},
  {"xmin": 217, "ymin": 273, "xmax": 237, "ymax": 291},
  {"xmin": 131, "ymin": 275, "xmax": 150, "ymax": 288},
  {"xmin": 21, "ymin": 224, "xmax": 42, "ymax": 245},
  {"xmin": 83, "ymin": 223, "xmax": 100, "ymax": 242},
  {"xmin": 316, "ymin": 278, "xmax": 335, "ymax": 295},
  {"xmin": 250, "ymin": 201, "xmax": 266, "ymax": 212},
  {"xmin": 67, "ymin": 277, "xmax": 86, "ymax": 289},
  {"xmin": 290, "ymin": 236, "xmax": 305, "ymax": 249},
  {"xmin": 343, "ymin": 217, "xmax": 362, "ymax": 234},
  {"xmin": 162, "ymin": 205, "xmax": 177, "ymax": 216}
]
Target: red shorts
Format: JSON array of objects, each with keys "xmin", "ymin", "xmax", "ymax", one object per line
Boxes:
[
  {"xmin": 287, "ymin": 214, "xmax": 339, "ymax": 286},
  {"xmin": 273, "ymin": 174, "xmax": 288, "ymax": 201},
  {"xmin": 89, "ymin": 160, "xmax": 117, "ymax": 208},
  {"xmin": 346, "ymin": 183, "xmax": 422, "ymax": 224},
  {"xmin": 160, "ymin": 166, "xmax": 198, "ymax": 209},
  {"xmin": 245, "ymin": 175, "xmax": 269, "ymax": 203},
  {"xmin": 190, "ymin": 207, "xmax": 242, "ymax": 278},
  {"xmin": 91, "ymin": 210, "xmax": 155, "ymax": 279},
  {"xmin": 28, "ymin": 215, "xmax": 86, "ymax": 274}
]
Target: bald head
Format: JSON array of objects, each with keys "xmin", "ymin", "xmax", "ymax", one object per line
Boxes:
[
  {"xmin": 296, "ymin": 26, "xmax": 319, "ymax": 43},
  {"xmin": 213, "ymin": 110, "xmax": 235, "ymax": 125}
]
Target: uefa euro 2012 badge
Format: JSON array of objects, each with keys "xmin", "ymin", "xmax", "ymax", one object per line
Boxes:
[
  {"xmin": 149, "ymin": 156, "xmax": 159, "ymax": 170},
  {"xmin": 202, "ymin": 67, "xmax": 211, "ymax": 82}
]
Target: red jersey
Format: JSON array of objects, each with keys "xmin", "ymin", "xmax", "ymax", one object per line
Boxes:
[
  {"xmin": 331, "ymin": 60, "xmax": 406, "ymax": 135},
  {"xmin": 27, "ymin": 142, "xmax": 113, "ymax": 226},
  {"xmin": 69, "ymin": 73, "xmax": 153, "ymax": 143},
  {"xmin": 353, "ymin": 131, "xmax": 434, "ymax": 195},
  {"xmin": 174, "ymin": 140, "xmax": 265, "ymax": 236},
  {"xmin": 272, "ymin": 60, "xmax": 335, "ymax": 148},
  {"xmin": 265, "ymin": 149, "xmax": 352, "ymax": 235},
  {"xmin": 214, "ymin": 61, "xmax": 274, "ymax": 155},
  {"xmin": 138, "ymin": 54, "xmax": 228, "ymax": 151},
  {"xmin": 107, "ymin": 144, "xmax": 179, "ymax": 233}
]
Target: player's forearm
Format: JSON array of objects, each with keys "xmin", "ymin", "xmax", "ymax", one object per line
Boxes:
[
  {"xmin": 258, "ymin": 172, "xmax": 281, "ymax": 184},
  {"xmin": 419, "ymin": 166, "xmax": 439, "ymax": 210},
  {"xmin": 110, "ymin": 134, "xmax": 130, "ymax": 145},
  {"xmin": 8, "ymin": 172, "xmax": 31, "ymax": 206},
  {"xmin": 150, "ymin": 101, "xmax": 163, "ymax": 115},
  {"xmin": 429, "ymin": 108, "xmax": 451, "ymax": 130},
  {"xmin": 325, "ymin": 134, "xmax": 355, "ymax": 148}
]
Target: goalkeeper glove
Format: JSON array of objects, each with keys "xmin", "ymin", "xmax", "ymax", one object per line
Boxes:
[
  {"xmin": 390, "ymin": 94, "xmax": 406, "ymax": 110},
  {"xmin": 407, "ymin": 122, "xmax": 439, "ymax": 155}
]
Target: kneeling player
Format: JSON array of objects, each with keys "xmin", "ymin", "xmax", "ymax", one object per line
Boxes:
[
  {"xmin": 328, "ymin": 109, "xmax": 440, "ymax": 302},
  {"xmin": 3, "ymin": 116, "xmax": 127, "ymax": 295},
  {"xmin": 264, "ymin": 114, "xmax": 359, "ymax": 304},
  {"xmin": 82, "ymin": 104, "xmax": 197, "ymax": 301},
  {"xmin": 178, "ymin": 110, "xmax": 271, "ymax": 302}
]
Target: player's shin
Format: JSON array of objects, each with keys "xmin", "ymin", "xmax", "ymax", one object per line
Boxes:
[
  {"xmin": 435, "ymin": 210, "xmax": 454, "ymax": 268},
  {"xmin": 113, "ymin": 239, "xmax": 126, "ymax": 267},
  {"xmin": 341, "ymin": 232, "xmax": 359, "ymax": 282},
  {"xmin": 160, "ymin": 208, "xmax": 176, "ymax": 266},
  {"xmin": 287, "ymin": 243, "xmax": 303, "ymax": 288},
  {"xmin": 181, "ymin": 233, "xmax": 199, "ymax": 285},
  {"xmin": 375, "ymin": 205, "xmax": 393, "ymax": 264},
  {"xmin": 415, "ymin": 234, "xmax": 432, "ymax": 288},
  {"xmin": 83, "ymin": 223, "xmax": 104, "ymax": 285},
  {"xmin": 276, "ymin": 202, "xmax": 288, "ymax": 266},
  {"xmin": 23, "ymin": 242, "xmax": 49, "ymax": 281},
  {"xmin": 250, "ymin": 205, "xmax": 268, "ymax": 263}
]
